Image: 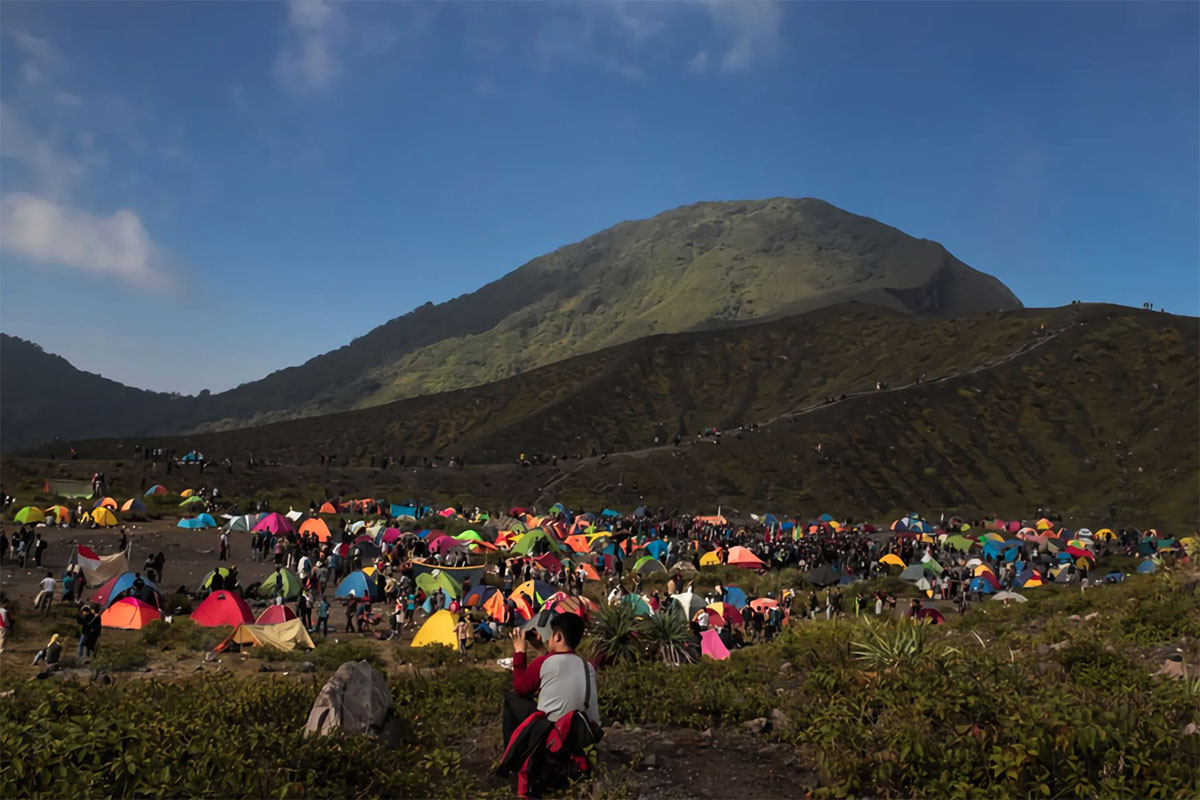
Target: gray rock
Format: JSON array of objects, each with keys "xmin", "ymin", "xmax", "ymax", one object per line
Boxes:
[
  {"xmin": 204, "ymin": 652, "xmax": 218, "ymax": 663},
  {"xmin": 296, "ymin": 661, "xmax": 316, "ymax": 673},
  {"xmin": 1050, "ymin": 640, "xmax": 1069, "ymax": 652},
  {"xmin": 1084, "ymin": 612, "xmax": 1100, "ymax": 621},
  {"xmin": 258, "ymin": 664, "xmax": 273, "ymax": 673},
  {"xmin": 641, "ymin": 754, "xmax": 658, "ymax": 769},
  {"xmin": 780, "ymin": 662, "xmax": 793, "ymax": 673},
  {"xmin": 741, "ymin": 717, "xmax": 768, "ymax": 734},
  {"xmin": 770, "ymin": 708, "xmax": 790, "ymax": 731}
]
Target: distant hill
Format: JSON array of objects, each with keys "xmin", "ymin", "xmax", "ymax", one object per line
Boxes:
[
  {"xmin": 0, "ymin": 198, "xmax": 1022, "ymax": 450},
  {"xmin": 15, "ymin": 304, "xmax": 1197, "ymax": 527}
]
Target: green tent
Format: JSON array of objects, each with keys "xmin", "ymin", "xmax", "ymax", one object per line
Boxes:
[
  {"xmin": 179, "ymin": 496, "xmax": 206, "ymax": 508},
  {"xmin": 943, "ymin": 535, "xmax": 973, "ymax": 552},
  {"xmin": 257, "ymin": 568, "xmax": 302, "ymax": 600},
  {"xmin": 416, "ymin": 570, "xmax": 462, "ymax": 599},
  {"xmin": 621, "ymin": 593, "xmax": 653, "ymax": 616},
  {"xmin": 921, "ymin": 558, "xmax": 945, "ymax": 576},
  {"xmin": 454, "ymin": 530, "xmax": 485, "ymax": 543},
  {"xmin": 511, "ymin": 529, "xmax": 561, "ymax": 556},
  {"xmin": 633, "ymin": 555, "xmax": 666, "ymax": 574},
  {"xmin": 14, "ymin": 506, "xmax": 45, "ymax": 524},
  {"xmin": 200, "ymin": 567, "xmax": 233, "ymax": 591}
]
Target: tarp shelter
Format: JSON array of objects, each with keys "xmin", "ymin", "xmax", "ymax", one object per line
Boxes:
[
  {"xmin": 100, "ymin": 597, "xmax": 162, "ymax": 630},
  {"xmin": 411, "ymin": 610, "xmax": 458, "ymax": 648},
  {"xmin": 258, "ymin": 569, "xmax": 302, "ymax": 600},
  {"xmin": 219, "ymin": 619, "xmax": 315, "ymax": 653},
  {"xmin": 90, "ymin": 507, "xmax": 119, "ymax": 527},
  {"xmin": 285, "ymin": 509, "xmax": 304, "ymax": 522},
  {"xmin": 121, "ymin": 498, "xmax": 147, "ymax": 514},
  {"xmin": 178, "ymin": 514, "xmax": 217, "ymax": 530},
  {"xmin": 191, "ymin": 591, "xmax": 254, "ymax": 627},
  {"xmin": 144, "ymin": 484, "xmax": 168, "ymax": 496},
  {"xmin": 335, "ymin": 571, "xmax": 383, "ymax": 601},
  {"xmin": 253, "ymin": 513, "xmax": 295, "ymax": 535},
  {"xmin": 726, "ymin": 546, "xmax": 765, "ymax": 569},
  {"xmin": 46, "ymin": 478, "xmax": 94, "ymax": 498},
  {"xmin": 68, "ymin": 545, "xmax": 129, "ymax": 587},
  {"xmin": 256, "ymin": 605, "xmax": 298, "ymax": 625},
  {"xmin": 304, "ymin": 661, "xmax": 393, "ymax": 736}
]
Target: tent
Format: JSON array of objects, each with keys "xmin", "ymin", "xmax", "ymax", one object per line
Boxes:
[
  {"xmin": 93, "ymin": 497, "xmax": 118, "ymax": 510},
  {"xmin": 464, "ymin": 585, "xmax": 500, "ymax": 608},
  {"xmin": 703, "ymin": 602, "xmax": 743, "ymax": 628},
  {"xmin": 918, "ymin": 608, "xmax": 946, "ymax": 625},
  {"xmin": 549, "ymin": 595, "xmax": 597, "ymax": 620},
  {"xmin": 879, "ymin": 553, "xmax": 906, "ymax": 568},
  {"xmin": 726, "ymin": 546, "xmax": 765, "ymax": 569},
  {"xmin": 510, "ymin": 529, "xmax": 561, "ymax": 556},
  {"xmin": 178, "ymin": 514, "xmax": 217, "ymax": 530},
  {"xmin": 144, "ymin": 484, "xmax": 168, "ymax": 496},
  {"xmin": 100, "ymin": 597, "xmax": 163, "ymax": 630},
  {"xmin": 621, "ymin": 594, "xmax": 653, "ymax": 616},
  {"xmin": 632, "ymin": 555, "xmax": 666, "ymax": 575},
  {"xmin": 300, "ymin": 518, "xmax": 332, "ymax": 542},
  {"xmin": 643, "ymin": 540, "xmax": 669, "ymax": 560},
  {"xmin": 218, "ymin": 619, "xmax": 315, "ymax": 653},
  {"xmin": 510, "ymin": 579, "xmax": 555, "ymax": 606},
  {"xmin": 258, "ymin": 568, "xmax": 303, "ymax": 600},
  {"xmin": 179, "ymin": 496, "xmax": 206, "ymax": 509},
  {"xmin": 335, "ymin": 571, "xmax": 383, "ymax": 601},
  {"xmin": 944, "ymin": 535, "xmax": 974, "ymax": 552},
  {"xmin": 722, "ymin": 586, "xmax": 748, "ymax": 609},
  {"xmin": 45, "ymin": 478, "xmax": 93, "ymax": 498},
  {"xmin": 991, "ymin": 591, "xmax": 1028, "ymax": 603},
  {"xmin": 181, "ymin": 489, "xmax": 196, "ymax": 498},
  {"xmin": 13, "ymin": 506, "xmax": 44, "ymax": 524},
  {"xmin": 256, "ymin": 605, "xmax": 298, "ymax": 625},
  {"xmin": 1137, "ymin": 560, "xmax": 1159, "ymax": 574},
  {"xmin": 899, "ymin": 564, "xmax": 931, "ymax": 582},
  {"xmin": 699, "ymin": 551, "xmax": 721, "ymax": 567},
  {"xmin": 415, "ymin": 570, "xmax": 462, "ymax": 599},
  {"xmin": 968, "ymin": 575, "xmax": 999, "ymax": 594},
  {"xmin": 253, "ymin": 513, "xmax": 295, "ymax": 535},
  {"xmin": 43, "ymin": 505, "xmax": 70, "ymax": 523},
  {"xmin": 410, "ymin": 560, "xmax": 486, "ymax": 588},
  {"xmin": 200, "ymin": 567, "xmax": 234, "ymax": 592},
  {"xmin": 223, "ymin": 514, "xmax": 262, "ymax": 533},
  {"xmin": 411, "ymin": 610, "xmax": 458, "ymax": 648},
  {"xmin": 68, "ymin": 545, "xmax": 129, "ymax": 586},
  {"xmin": 91, "ymin": 572, "xmax": 161, "ymax": 609},
  {"xmin": 700, "ymin": 628, "xmax": 730, "ymax": 660},
  {"xmin": 121, "ymin": 498, "xmax": 147, "ymax": 514},
  {"xmin": 807, "ymin": 564, "xmax": 841, "ymax": 587},
  {"xmin": 670, "ymin": 591, "xmax": 707, "ymax": 619},
  {"xmin": 90, "ymin": 507, "xmax": 119, "ymax": 527},
  {"xmin": 191, "ymin": 591, "xmax": 254, "ymax": 627}
]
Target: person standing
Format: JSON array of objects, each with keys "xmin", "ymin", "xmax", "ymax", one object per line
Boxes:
[
  {"xmin": 33, "ymin": 533, "xmax": 46, "ymax": 567},
  {"xmin": 0, "ymin": 595, "xmax": 10, "ymax": 654},
  {"xmin": 34, "ymin": 571, "xmax": 55, "ymax": 615},
  {"xmin": 315, "ymin": 595, "xmax": 330, "ymax": 635},
  {"xmin": 78, "ymin": 606, "xmax": 101, "ymax": 663},
  {"xmin": 455, "ymin": 614, "xmax": 472, "ymax": 653},
  {"xmin": 219, "ymin": 532, "xmax": 229, "ymax": 562},
  {"xmin": 297, "ymin": 591, "xmax": 312, "ymax": 631}
]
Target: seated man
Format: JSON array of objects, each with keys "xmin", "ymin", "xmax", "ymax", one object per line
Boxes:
[{"xmin": 501, "ymin": 612, "xmax": 600, "ymax": 746}]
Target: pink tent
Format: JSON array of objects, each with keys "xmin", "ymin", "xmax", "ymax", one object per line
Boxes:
[
  {"xmin": 256, "ymin": 604, "xmax": 297, "ymax": 625},
  {"xmin": 700, "ymin": 629, "xmax": 730, "ymax": 661},
  {"xmin": 380, "ymin": 528, "xmax": 403, "ymax": 544},
  {"xmin": 252, "ymin": 513, "xmax": 294, "ymax": 535}
]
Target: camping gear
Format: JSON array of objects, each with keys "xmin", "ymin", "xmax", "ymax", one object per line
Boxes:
[
  {"xmin": 700, "ymin": 629, "xmax": 730, "ymax": 660},
  {"xmin": 100, "ymin": 597, "xmax": 163, "ymax": 630},
  {"xmin": 256, "ymin": 605, "xmax": 298, "ymax": 625},
  {"xmin": 191, "ymin": 591, "xmax": 254, "ymax": 627},
  {"xmin": 304, "ymin": 660, "xmax": 393, "ymax": 736},
  {"xmin": 412, "ymin": 610, "xmax": 458, "ymax": 648},
  {"xmin": 217, "ymin": 619, "xmax": 314, "ymax": 653}
]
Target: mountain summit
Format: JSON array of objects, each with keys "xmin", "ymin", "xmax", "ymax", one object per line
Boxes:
[{"xmin": 1, "ymin": 198, "xmax": 1021, "ymax": 448}]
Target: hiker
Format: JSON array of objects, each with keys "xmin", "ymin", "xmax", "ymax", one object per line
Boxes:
[
  {"xmin": 455, "ymin": 614, "xmax": 472, "ymax": 653},
  {"xmin": 501, "ymin": 613, "xmax": 599, "ymax": 745},
  {"xmin": 33, "ymin": 633, "xmax": 63, "ymax": 672},
  {"xmin": 32, "ymin": 533, "xmax": 46, "ymax": 567},
  {"xmin": 77, "ymin": 606, "xmax": 101, "ymax": 663},
  {"xmin": 315, "ymin": 595, "xmax": 330, "ymax": 635},
  {"xmin": 297, "ymin": 591, "xmax": 312, "ymax": 630},
  {"xmin": 219, "ymin": 532, "xmax": 229, "ymax": 561},
  {"xmin": 34, "ymin": 571, "xmax": 55, "ymax": 615}
]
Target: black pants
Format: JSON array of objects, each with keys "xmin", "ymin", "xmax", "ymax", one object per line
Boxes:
[{"xmin": 502, "ymin": 691, "xmax": 539, "ymax": 745}]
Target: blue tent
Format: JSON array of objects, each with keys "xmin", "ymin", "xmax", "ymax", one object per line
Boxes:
[
  {"xmin": 178, "ymin": 514, "xmax": 217, "ymax": 530},
  {"xmin": 1104, "ymin": 571, "xmax": 1125, "ymax": 583},
  {"xmin": 601, "ymin": 509, "xmax": 622, "ymax": 518},
  {"xmin": 818, "ymin": 513, "xmax": 835, "ymax": 523},
  {"xmin": 722, "ymin": 586, "xmax": 747, "ymax": 609},
  {"xmin": 102, "ymin": 572, "xmax": 161, "ymax": 608},
  {"xmin": 968, "ymin": 576, "xmax": 997, "ymax": 594},
  {"xmin": 644, "ymin": 540, "xmax": 669, "ymax": 559},
  {"xmin": 781, "ymin": 521, "xmax": 795, "ymax": 532},
  {"xmin": 763, "ymin": 513, "xmax": 780, "ymax": 528},
  {"xmin": 335, "ymin": 570, "xmax": 383, "ymax": 600},
  {"xmin": 144, "ymin": 485, "xmax": 166, "ymax": 496},
  {"xmin": 415, "ymin": 528, "xmax": 434, "ymax": 539},
  {"xmin": 1136, "ymin": 560, "xmax": 1158, "ymax": 574},
  {"xmin": 633, "ymin": 506, "xmax": 646, "ymax": 519},
  {"xmin": 421, "ymin": 588, "xmax": 455, "ymax": 615}
]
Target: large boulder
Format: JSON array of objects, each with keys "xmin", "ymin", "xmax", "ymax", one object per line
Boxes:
[{"xmin": 304, "ymin": 660, "xmax": 393, "ymax": 736}]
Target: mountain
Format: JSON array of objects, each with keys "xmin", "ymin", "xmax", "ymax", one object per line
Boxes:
[
  {"xmin": 12, "ymin": 304, "xmax": 1196, "ymax": 527},
  {"xmin": 0, "ymin": 198, "xmax": 1022, "ymax": 449}
]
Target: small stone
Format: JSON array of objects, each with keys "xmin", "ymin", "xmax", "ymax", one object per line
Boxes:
[
  {"xmin": 770, "ymin": 708, "xmax": 790, "ymax": 731},
  {"xmin": 1183, "ymin": 723, "xmax": 1198, "ymax": 736},
  {"xmin": 258, "ymin": 664, "xmax": 273, "ymax": 673},
  {"xmin": 611, "ymin": 721, "xmax": 623, "ymax": 730},
  {"xmin": 204, "ymin": 652, "xmax": 218, "ymax": 663},
  {"xmin": 742, "ymin": 717, "xmax": 768, "ymax": 734},
  {"xmin": 1084, "ymin": 612, "xmax": 1100, "ymax": 621},
  {"xmin": 641, "ymin": 754, "xmax": 658, "ymax": 769},
  {"xmin": 193, "ymin": 664, "xmax": 205, "ymax": 671},
  {"xmin": 701, "ymin": 728, "xmax": 713, "ymax": 739},
  {"xmin": 296, "ymin": 661, "xmax": 316, "ymax": 673},
  {"xmin": 1050, "ymin": 640, "xmax": 1069, "ymax": 652},
  {"xmin": 780, "ymin": 662, "xmax": 793, "ymax": 673}
]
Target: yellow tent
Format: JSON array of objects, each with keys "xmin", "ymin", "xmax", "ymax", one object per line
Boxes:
[
  {"xmin": 879, "ymin": 554, "xmax": 906, "ymax": 568},
  {"xmin": 973, "ymin": 564, "xmax": 995, "ymax": 577},
  {"xmin": 412, "ymin": 610, "xmax": 458, "ymax": 648},
  {"xmin": 181, "ymin": 489, "xmax": 196, "ymax": 498},
  {"xmin": 216, "ymin": 619, "xmax": 315, "ymax": 652},
  {"xmin": 1179, "ymin": 537, "xmax": 1198, "ymax": 555},
  {"xmin": 699, "ymin": 551, "xmax": 721, "ymax": 566},
  {"xmin": 1095, "ymin": 528, "xmax": 1115, "ymax": 540},
  {"xmin": 91, "ymin": 507, "xmax": 119, "ymax": 527},
  {"xmin": 1036, "ymin": 518, "xmax": 1053, "ymax": 531},
  {"xmin": 981, "ymin": 532, "xmax": 1005, "ymax": 542}
]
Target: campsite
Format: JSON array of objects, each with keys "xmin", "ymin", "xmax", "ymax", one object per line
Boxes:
[{"xmin": 0, "ymin": 479, "xmax": 1196, "ymax": 799}]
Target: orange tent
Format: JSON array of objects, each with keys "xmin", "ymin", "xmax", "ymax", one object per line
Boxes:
[
  {"xmin": 695, "ymin": 515, "xmax": 727, "ymax": 526},
  {"xmin": 101, "ymin": 597, "xmax": 162, "ymax": 630},
  {"xmin": 564, "ymin": 535, "xmax": 590, "ymax": 554},
  {"xmin": 95, "ymin": 497, "xmax": 118, "ymax": 510},
  {"xmin": 483, "ymin": 591, "xmax": 508, "ymax": 623},
  {"xmin": 576, "ymin": 563, "xmax": 602, "ymax": 581},
  {"xmin": 318, "ymin": 502, "xmax": 336, "ymax": 515},
  {"xmin": 726, "ymin": 546, "xmax": 765, "ymax": 569},
  {"xmin": 299, "ymin": 518, "xmax": 332, "ymax": 542}
]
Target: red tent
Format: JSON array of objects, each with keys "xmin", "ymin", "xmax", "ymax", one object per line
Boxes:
[
  {"xmin": 726, "ymin": 546, "xmax": 765, "ymax": 569},
  {"xmin": 256, "ymin": 604, "xmax": 298, "ymax": 625},
  {"xmin": 252, "ymin": 513, "xmax": 294, "ymax": 535},
  {"xmin": 191, "ymin": 591, "xmax": 254, "ymax": 627}
]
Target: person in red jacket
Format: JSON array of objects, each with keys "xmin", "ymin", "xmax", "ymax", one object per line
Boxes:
[{"xmin": 502, "ymin": 613, "xmax": 599, "ymax": 744}]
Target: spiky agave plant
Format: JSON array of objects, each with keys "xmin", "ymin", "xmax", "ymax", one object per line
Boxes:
[
  {"xmin": 851, "ymin": 619, "xmax": 929, "ymax": 671},
  {"xmin": 583, "ymin": 601, "xmax": 640, "ymax": 667},
  {"xmin": 638, "ymin": 606, "xmax": 696, "ymax": 666}
]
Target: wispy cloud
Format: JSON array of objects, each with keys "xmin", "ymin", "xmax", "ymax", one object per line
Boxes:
[
  {"xmin": 10, "ymin": 30, "xmax": 68, "ymax": 86},
  {"xmin": 0, "ymin": 192, "xmax": 164, "ymax": 287},
  {"xmin": 275, "ymin": 0, "xmax": 343, "ymax": 94},
  {"xmin": 710, "ymin": 0, "xmax": 782, "ymax": 74},
  {"xmin": 0, "ymin": 103, "xmax": 84, "ymax": 199}
]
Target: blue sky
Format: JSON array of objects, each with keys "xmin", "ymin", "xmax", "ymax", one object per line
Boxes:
[{"xmin": 1, "ymin": 1, "xmax": 1196, "ymax": 394}]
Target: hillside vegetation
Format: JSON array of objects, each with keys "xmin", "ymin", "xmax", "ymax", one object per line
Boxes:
[
  {"xmin": 0, "ymin": 198, "xmax": 1020, "ymax": 450},
  {"xmin": 17, "ymin": 304, "xmax": 1198, "ymax": 527}
]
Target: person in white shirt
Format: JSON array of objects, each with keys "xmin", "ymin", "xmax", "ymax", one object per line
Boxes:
[{"xmin": 35, "ymin": 571, "xmax": 55, "ymax": 614}]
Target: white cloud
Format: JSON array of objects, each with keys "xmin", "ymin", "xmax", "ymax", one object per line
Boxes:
[
  {"xmin": 0, "ymin": 103, "xmax": 84, "ymax": 198},
  {"xmin": 708, "ymin": 1, "xmax": 782, "ymax": 74},
  {"xmin": 687, "ymin": 50, "xmax": 710, "ymax": 74},
  {"xmin": 11, "ymin": 30, "xmax": 68, "ymax": 85},
  {"xmin": 275, "ymin": 0, "xmax": 342, "ymax": 94},
  {"xmin": 0, "ymin": 192, "xmax": 163, "ymax": 286}
]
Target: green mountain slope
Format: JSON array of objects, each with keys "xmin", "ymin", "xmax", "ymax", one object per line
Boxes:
[{"xmin": 1, "ymin": 198, "xmax": 1021, "ymax": 449}]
